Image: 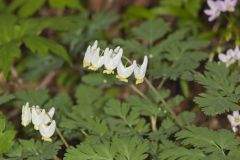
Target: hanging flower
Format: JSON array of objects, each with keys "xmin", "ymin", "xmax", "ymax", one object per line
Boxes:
[
  {"xmin": 39, "ymin": 120, "xmax": 56, "ymax": 142},
  {"xmin": 88, "ymin": 47, "xmax": 105, "ymax": 71},
  {"xmin": 116, "ymin": 60, "xmax": 136, "ymax": 82},
  {"xmin": 134, "ymin": 56, "xmax": 148, "ymax": 84},
  {"xmin": 83, "ymin": 40, "xmax": 98, "ymax": 68},
  {"xmin": 227, "ymin": 111, "xmax": 240, "ymax": 132},
  {"xmin": 31, "ymin": 106, "xmax": 46, "ymax": 130},
  {"xmin": 21, "ymin": 102, "xmax": 32, "ymax": 127},
  {"xmin": 103, "ymin": 47, "xmax": 123, "ymax": 74},
  {"xmin": 43, "ymin": 107, "xmax": 55, "ymax": 124}
]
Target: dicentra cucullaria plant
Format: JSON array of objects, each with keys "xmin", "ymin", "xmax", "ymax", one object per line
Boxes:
[{"xmin": 2, "ymin": 0, "xmax": 240, "ymax": 160}]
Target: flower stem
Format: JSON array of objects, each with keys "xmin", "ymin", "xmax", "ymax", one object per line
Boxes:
[
  {"xmin": 144, "ymin": 78, "xmax": 184, "ymax": 128},
  {"xmin": 130, "ymin": 84, "xmax": 157, "ymax": 131},
  {"xmin": 46, "ymin": 112, "xmax": 70, "ymax": 148},
  {"xmin": 55, "ymin": 127, "xmax": 70, "ymax": 148}
]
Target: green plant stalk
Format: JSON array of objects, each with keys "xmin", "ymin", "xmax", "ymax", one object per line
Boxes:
[
  {"xmin": 144, "ymin": 78, "xmax": 184, "ymax": 128},
  {"xmin": 46, "ymin": 113, "xmax": 70, "ymax": 148},
  {"xmin": 55, "ymin": 127, "xmax": 70, "ymax": 148},
  {"xmin": 130, "ymin": 84, "xmax": 157, "ymax": 131}
]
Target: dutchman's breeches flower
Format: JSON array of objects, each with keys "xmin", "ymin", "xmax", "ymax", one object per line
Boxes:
[
  {"xmin": 21, "ymin": 102, "xmax": 32, "ymax": 127},
  {"xmin": 43, "ymin": 107, "xmax": 55, "ymax": 124},
  {"xmin": 21, "ymin": 103, "xmax": 57, "ymax": 142},
  {"xmin": 103, "ymin": 46, "xmax": 123, "ymax": 74},
  {"xmin": 88, "ymin": 47, "xmax": 105, "ymax": 71},
  {"xmin": 116, "ymin": 60, "xmax": 136, "ymax": 82},
  {"xmin": 227, "ymin": 111, "xmax": 240, "ymax": 132},
  {"xmin": 31, "ymin": 106, "xmax": 46, "ymax": 130},
  {"xmin": 83, "ymin": 40, "xmax": 98, "ymax": 68},
  {"xmin": 39, "ymin": 120, "xmax": 56, "ymax": 142},
  {"xmin": 134, "ymin": 56, "xmax": 148, "ymax": 84}
]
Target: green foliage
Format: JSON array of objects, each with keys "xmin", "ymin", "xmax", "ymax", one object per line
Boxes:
[
  {"xmin": 64, "ymin": 137, "xmax": 149, "ymax": 160},
  {"xmin": 159, "ymin": 126, "xmax": 240, "ymax": 159},
  {"xmin": 194, "ymin": 63, "xmax": 240, "ymax": 115},
  {"xmin": 132, "ymin": 19, "xmax": 170, "ymax": 45},
  {"xmin": 160, "ymin": 140, "xmax": 205, "ymax": 160},
  {"xmin": 0, "ymin": 14, "xmax": 72, "ymax": 76},
  {"xmin": 105, "ymin": 99, "xmax": 150, "ymax": 134},
  {"xmin": 14, "ymin": 89, "xmax": 50, "ymax": 107},
  {"xmin": 8, "ymin": 0, "xmax": 82, "ymax": 17},
  {"xmin": 5, "ymin": 139, "xmax": 62, "ymax": 159},
  {"xmin": 150, "ymin": 29, "xmax": 208, "ymax": 81},
  {"xmin": 0, "ymin": 117, "xmax": 15, "ymax": 155},
  {"xmin": 152, "ymin": 0, "xmax": 202, "ymax": 19},
  {"xmin": 1, "ymin": 1, "xmax": 240, "ymax": 160},
  {"xmin": 0, "ymin": 94, "xmax": 15, "ymax": 105},
  {"xmin": 62, "ymin": 11, "xmax": 119, "ymax": 55}
]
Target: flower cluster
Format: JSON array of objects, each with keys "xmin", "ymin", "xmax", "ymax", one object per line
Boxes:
[
  {"xmin": 83, "ymin": 40, "xmax": 148, "ymax": 84},
  {"xmin": 21, "ymin": 102, "xmax": 56, "ymax": 142},
  {"xmin": 218, "ymin": 46, "xmax": 240, "ymax": 67},
  {"xmin": 227, "ymin": 111, "xmax": 240, "ymax": 132},
  {"xmin": 204, "ymin": 0, "xmax": 238, "ymax": 21}
]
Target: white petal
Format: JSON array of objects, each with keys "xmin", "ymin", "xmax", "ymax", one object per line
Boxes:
[
  {"xmin": 92, "ymin": 40, "xmax": 98, "ymax": 50},
  {"xmin": 117, "ymin": 60, "xmax": 136, "ymax": 78},
  {"xmin": 39, "ymin": 120, "xmax": 56, "ymax": 138},
  {"xmin": 114, "ymin": 46, "xmax": 121, "ymax": 53},
  {"xmin": 233, "ymin": 111, "xmax": 239, "ymax": 118},
  {"xmin": 134, "ymin": 56, "xmax": 148, "ymax": 79},
  {"xmin": 21, "ymin": 102, "xmax": 31, "ymax": 127},
  {"xmin": 232, "ymin": 126, "xmax": 237, "ymax": 132},
  {"xmin": 227, "ymin": 115, "xmax": 236, "ymax": 126},
  {"xmin": 218, "ymin": 54, "xmax": 227, "ymax": 62},
  {"xmin": 48, "ymin": 107, "xmax": 55, "ymax": 118},
  {"xmin": 112, "ymin": 48, "xmax": 123, "ymax": 68}
]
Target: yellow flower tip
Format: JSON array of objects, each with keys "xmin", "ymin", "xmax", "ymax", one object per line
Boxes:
[
  {"xmin": 103, "ymin": 69, "xmax": 114, "ymax": 74},
  {"xmin": 135, "ymin": 78, "xmax": 144, "ymax": 85},
  {"xmin": 42, "ymin": 137, "xmax": 52, "ymax": 142},
  {"xmin": 116, "ymin": 75, "xmax": 128, "ymax": 83},
  {"xmin": 34, "ymin": 125, "xmax": 39, "ymax": 130},
  {"xmin": 83, "ymin": 61, "xmax": 90, "ymax": 68},
  {"xmin": 88, "ymin": 65, "xmax": 97, "ymax": 71},
  {"xmin": 21, "ymin": 122, "xmax": 28, "ymax": 127}
]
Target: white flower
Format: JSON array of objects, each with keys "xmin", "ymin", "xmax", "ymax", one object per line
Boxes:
[
  {"xmin": 116, "ymin": 60, "xmax": 136, "ymax": 82},
  {"xmin": 219, "ymin": 0, "xmax": 238, "ymax": 12},
  {"xmin": 204, "ymin": 0, "xmax": 222, "ymax": 21},
  {"xmin": 218, "ymin": 49, "xmax": 236, "ymax": 67},
  {"xmin": 43, "ymin": 107, "xmax": 55, "ymax": 124},
  {"xmin": 39, "ymin": 120, "xmax": 56, "ymax": 142},
  {"xmin": 227, "ymin": 111, "xmax": 240, "ymax": 132},
  {"xmin": 21, "ymin": 102, "xmax": 31, "ymax": 127},
  {"xmin": 134, "ymin": 56, "xmax": 148, "ymax": 85},
  {"xmin": 103, "ymin": 47, "xmax": 123, "ymax": 74},
  {"xmin": 31, "ymin": 106, "xmax": 46, "ymax": 130},
  {"xmin": 83, "ymin": 40, "xmax": 98, "ymax": 68},
  {"xmin": 88, "ymin": 47, "xmax": 105, "ymax": 71},
  {"xmin": 234, "ymin": 46, "xmax": 240, "ymax": 61}
]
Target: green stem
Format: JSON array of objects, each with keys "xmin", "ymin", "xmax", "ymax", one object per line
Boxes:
[
  {"xmin": 45, "ymin": 112, "xmax": 70, "ymax": 148},
  {"xmin": 144, "ymin": 78, "xmax": 184, "ymax": 128},
  {"xmin": 130, "ymin": 84, "xmax": 157, "ymax": 131},
  {"xmin": 55, "ymin": 127, "xmax": 70, "ymax": 148}
]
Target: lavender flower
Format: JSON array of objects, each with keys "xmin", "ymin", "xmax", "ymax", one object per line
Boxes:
[
  {"xmin": 219, "ymin": 0, "xmax": 238, "ymax": 12},
  {"xmin": 204, "ymin": 0, "xmax": 222, "ymax": 21}
]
